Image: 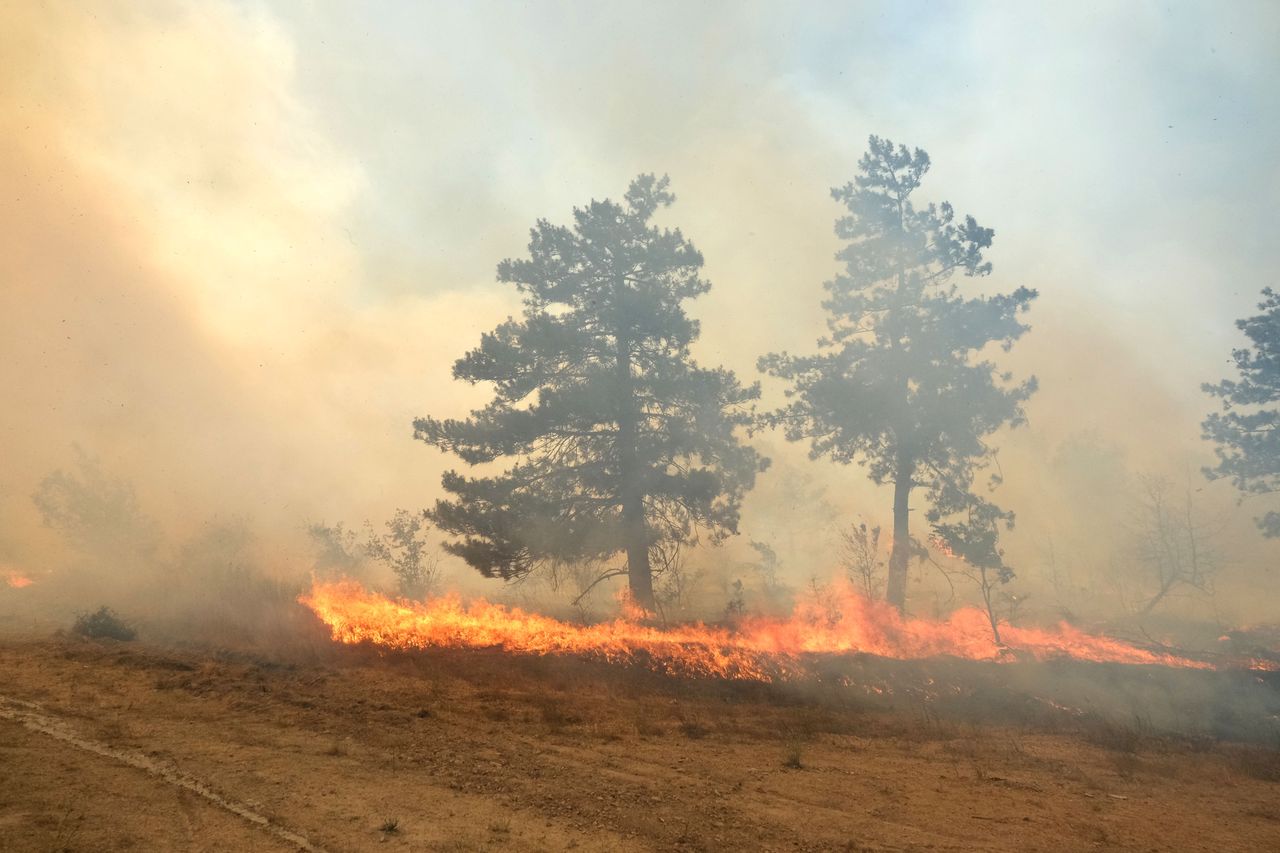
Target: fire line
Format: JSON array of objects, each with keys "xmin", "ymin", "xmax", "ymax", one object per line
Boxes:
[{"xmin": 300, "ymin": 580, "xmax": 1271, "ymax": 681}]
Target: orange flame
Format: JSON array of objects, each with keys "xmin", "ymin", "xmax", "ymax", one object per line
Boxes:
[
  {"xmin": 4, "ymin": 571, "xmax": 33, "ymax": 589},
  {"xmin": 928, "ymin": 535, "xmax": 958, "ymax": 560},
  {"xmin": 300, "ymin": 579, "xmax": 1269, "ymax": 680}
]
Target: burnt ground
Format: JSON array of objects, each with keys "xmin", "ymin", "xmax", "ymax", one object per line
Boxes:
[{"xmin": 1, "ymin": 627, "xmax": 1279, "ymax": 852}]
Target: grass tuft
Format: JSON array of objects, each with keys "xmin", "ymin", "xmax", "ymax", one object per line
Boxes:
[{"xmin": 783, "ymin": 741, "xmax": 805, "ymax": 769}]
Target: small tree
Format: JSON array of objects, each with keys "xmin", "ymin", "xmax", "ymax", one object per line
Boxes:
[
  {"xmin": 652, "ymin": 540, "xmax": 702, "ymax": 620},
  {"xmin": 931, "ymin": 499, "xmax": 1015, "ymax": 644},
  {"xmin": 760, "ymin": 136, "xmax": 1037, "ymax": 610},
  {"xmin": 746, "ymin": 539, "xmax": 787, "ymax": 595},
  {"xmin": 306, "ymin": 521, "xmax": 365, "ymax": 578},
  {"xmin": 838, "ymin": 521, "xmax": 883, "ymax": 599},
  {"xmin": 1203, "ymin": 287, "xmax": 1280, "ymax": 536},
  {"xmin": 1131, "ymin": 474, "xmax": 1219, "ymax": 613},
  {"xmin": 416, "ymin": 175, "xmax": 767, "ymax": 610},
  {"xmin": 364, "ymin": 510, "xmax": 438, "ymax": 599},
  {"xmin": 307, "ymin": 511, "xmax": 438, "ymax": 598}
]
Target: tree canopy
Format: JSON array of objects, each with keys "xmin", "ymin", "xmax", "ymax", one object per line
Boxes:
[
  {"xmin": 32, "ymin": 446, "xmax": 159, "ymax": 565},
  {"xmin": 1203, "ymin": 287, "xmax": 1280, "ymax": 536},
  {"xmin": 415, "ymin": 174, "xmax": 767, "ymax": 609},
  {"xmin": 759, "ymin": 135, "xmax": 1037, "ymax": 609}
]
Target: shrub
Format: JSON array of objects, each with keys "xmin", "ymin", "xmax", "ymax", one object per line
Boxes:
[
  {"xmin": 72, "ymin": 606, "xmax": 136, "ymax": 641},
  {"xmin": 679, "ymin": 720, "xmax": 711, "ymax": 739}
]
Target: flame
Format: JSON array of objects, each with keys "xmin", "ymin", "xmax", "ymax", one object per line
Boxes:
[
  {"xmin": 302, "ymin": 579, "xmax": 787, "ymax": 680},
  {"xmin": 615, "ymin": 586, "xmax": 653, "ymax": 622},
  {"xmin": 4, "ymin": 571, "xmax": 33, "ymax": 589},
  {"xmin": 300, "ymin": 579, "xmax": 1271, "ymax": 680},
  {"xmin": 928, "ymin": 535, "xmax": 958, "ymax": 560}
]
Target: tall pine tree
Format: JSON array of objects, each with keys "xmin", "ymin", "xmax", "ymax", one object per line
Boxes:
[
  {"xmin": 760, "ymin": 136, "xmax": 1037, "ymax": 610},
  {"xmin": 416, "ymin": 175, "xmax": 767, "ymax": 609},
  {"xmin": 1203, "ymin": 288, "xmax": 1280, "ymax": 536}
]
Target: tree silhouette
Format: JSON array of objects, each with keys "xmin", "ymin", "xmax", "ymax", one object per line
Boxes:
[
  {"xmin": 760, "ymin": 136, "xmax": 1037, "ymax": 610},
  {"xmin": 931, "ymin": 497, "xmax": 1015, "ymax": 643},
  {"xmin": 1203, "ymin": 288, "xmax": 1280, "ymax": 536},
  {"xmin": 32, "ymin": 446, "xmax": 159, "ymax": 568},
  {"xmin": 1132, "ymin": 473, "xmax": 1219, "ymax": 613},
  {"xmin": 416, "ymin": 175, "xmax": 766, "ymax": 609}
]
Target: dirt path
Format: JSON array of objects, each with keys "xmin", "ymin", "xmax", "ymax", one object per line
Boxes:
[
  {"xmin": 0, "ymin": 714, "xmax": 300, "ymax": 852},
  {"xmin": 0, "ymin": 693, "xmax": 325, "ymax": 851},
  {"xmin": 1, "ymin": 637, "xmax": 1278, "ymax": 851}
]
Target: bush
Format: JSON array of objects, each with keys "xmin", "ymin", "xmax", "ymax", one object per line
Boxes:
[{"xmin": 73, "ymin": 606, "xmax": 136, "ymax": 641}]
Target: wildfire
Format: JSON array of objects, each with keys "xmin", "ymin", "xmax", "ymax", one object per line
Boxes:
[
  {"xmin": 300, "ymin": 579, "xmax": 1271, "ymax": 681},
  {"xmin": 927, "ymin": 535, "xmax": 958, "ymax": 560},
  {"xmin": 302, "ymin": 579, "xmax": 788, "ymax": 680},
  {"xmin": 4, "ymin": 571, "xmax": 33, "ymax": 589}
]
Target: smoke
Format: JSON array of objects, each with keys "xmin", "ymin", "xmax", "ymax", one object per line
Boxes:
[
  {"xmin": 0, "ymin": 2, "xmax": 505, "ymax": 559},
  {"xmin": 3, "ymin": 1, "xmax": 1280, "ymax": 635}
]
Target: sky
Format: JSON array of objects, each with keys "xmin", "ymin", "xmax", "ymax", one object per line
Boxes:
[{"xmin": 3, "ymin": 0, "xmax": 1279, "ymax": 612}]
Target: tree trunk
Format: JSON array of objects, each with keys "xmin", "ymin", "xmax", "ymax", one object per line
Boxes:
[
  {"xmin": 885, "ymin": 453, "xmax": 913, "ymax": 611},
  {"xmin": 624, "ymin": 497, "xmax": 655, "ymax": 611},
  {"xmin": 1142, "ymin": 578, "xmax": 1175, "ymax": 615},
  {"xmin": 980, "ymin": 568, "xmax": 1002, "ymax": 645},
  {"xmin": 614, "ymin": 329, "xmax": 655, "ymax": 612},
  {"xmin": 885, "ymin": 238, "xmax": 913, "ymax": 612}
]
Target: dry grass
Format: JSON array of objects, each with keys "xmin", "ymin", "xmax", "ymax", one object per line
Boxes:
[
  {"xmin": 5, "ymin": 634, "xmax": 1280, "ymax": 852},
  {"xmin": 1232, "ymin": 747, "xmax": 1280, "ymax": 783},
  {"xmin": 678, "ymin": 719, "xmax": 711, "ymax": 739}
]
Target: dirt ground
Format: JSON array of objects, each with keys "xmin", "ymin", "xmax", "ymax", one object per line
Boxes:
[{"xmin": 1, "ymin": 634, "xmax": 1279, "ymax": 853}]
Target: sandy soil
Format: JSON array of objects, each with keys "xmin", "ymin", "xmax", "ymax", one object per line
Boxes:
[{"xmin": 1, "ymin": 635, "xmax": 1278, "ymax": 852}]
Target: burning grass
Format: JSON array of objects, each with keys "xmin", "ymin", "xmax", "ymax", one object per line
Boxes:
[
  {"xmin": 294, "ymin": 578, "xmax": 1280, "ymax": 749},
  {"xmin": 299, "ymin": 578, "xmax": 1269, "ymax": 686}
]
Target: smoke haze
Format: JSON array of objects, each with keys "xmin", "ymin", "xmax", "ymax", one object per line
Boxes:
[{"xmin": 4, "ymin": 1, "xmax": 1280, "ymax": 624}]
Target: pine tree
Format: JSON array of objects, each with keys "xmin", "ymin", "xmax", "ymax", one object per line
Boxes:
[
  {"xmin": 416, "ymin": 175, "xmax": 767, "ymax": 609},
  {"xmin": 760, "ymin": 136, "xmax": 1037, "ymax": 610},
  {"xmin": 1203, "ymin": 287, "xmax": 1280, "ymax": 536}
]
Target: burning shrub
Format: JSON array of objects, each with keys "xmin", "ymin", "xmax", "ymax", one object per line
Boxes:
[{"xmin": 72, "ymin": 606, "xmax": 136, "ymax": 641}]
